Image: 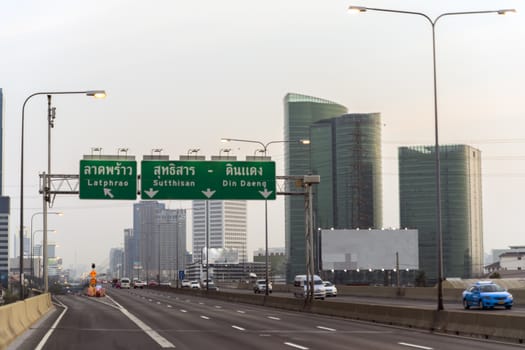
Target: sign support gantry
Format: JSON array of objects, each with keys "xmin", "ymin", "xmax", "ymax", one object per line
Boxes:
[{"xmin": 277, "ymin": 175, "xmax": 320, "ymax": 303}]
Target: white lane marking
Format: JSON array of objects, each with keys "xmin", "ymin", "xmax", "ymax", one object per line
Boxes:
[
  {"xmin": 200, "ymin": 315, "xmax": 210, "ymax": 320},
  {"xmin": 215, "ymin": 305, "xmax": 222, "ymax": 309},
  {"xmin": 199, "ymin": 302, "xmax": 204, "ymax": 305},
  {"xmin": 316, "ymin": 326, "xmax": 336, "ymax": 332},
  {"xmin": 107, "ymin": 295, "xmax": 175, "ymax": 348},
  {"xmin": 157, "ymin": 302, "xmax": 161, "ymax": 305},
  {"xmin": 232, "ymin": 325, "xmax": 245, "ymax": 331},
  {"xmin": 398, "ymin": 342, "xmax": 433, "ymax": 350},
  {"xmin": 267, "ymin": 316, "xmax": 281, "ymax": 320},
  {"xmin": 167, "ymin": 305, "xmax": 172, "ymax": 308},
  {"xmin": 284, "ymin": 342, "xmax": 309, "ymax": 350},
  {"xmin": 35, "ymin": 298, "xmax": 68, "ymax": 350},
  {"xmin": 180, "ymin": 309, "xmax": 187, "ymax": 313},
  {"xmin": 148, "ymin": 299, "xmax": 153, "ymax": 302},
  {"xmin": 237, "ymin": 310, "xmax": 245, "ymax": 314}
]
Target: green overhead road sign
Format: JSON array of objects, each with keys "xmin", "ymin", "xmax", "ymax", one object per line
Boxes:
[
  {"xmin": 79, "ymin": 160, "xmax": 137, "ymax": 199},
  {"xmin": 141, "ymin": 160, "xmax": 276, "ymax": 200}
]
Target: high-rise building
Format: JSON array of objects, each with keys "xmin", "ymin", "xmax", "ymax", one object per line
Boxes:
[
  {"xmin": 159, "ymin": 209, "xmax": 186, "ymax": 282},
  {"xmin": 284, "ymin": 93, "xmax": 347, "ymax": 282},
  {"xmin": 123, "ymin": 228, "xmax": 135, "ymax": 278},
  {"xmin": 0, "ymin": 88, "xmax": 9, "ymax": 289},
  {"xmin": 311, "ymin": 113, "xmax": 383, "ymax": 229},
  {"xmin": 0, "ymin": 197, "xmax": 9, "ymax": 288},
  {"xmin": 192, "ymin": 200, "xmax": 247, "ymax": 264},
  {"xmin": 399, "ymin": 144, "xmax": 483, "ymax": 281},
  {"xmin": 132, "ymin": 201, "xmax": 186, "ymax": 282},
  {"xmin": 109, "ymin": 247, "xmax": 124, "ymax": 279}
]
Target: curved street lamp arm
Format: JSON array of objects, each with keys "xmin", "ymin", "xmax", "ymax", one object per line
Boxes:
[
  {"xmin": 221, "ymin": 138, "xmax": 266, "ymax": 151},
  {"xmin": 20, "ymin": 90, "xmax": 105, "ymax": 299}
]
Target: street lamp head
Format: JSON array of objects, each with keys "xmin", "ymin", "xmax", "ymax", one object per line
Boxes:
[
  {"xmin": 221, "ymin": 138, "xmax": 231, "ymax": 143},
  {"xmin": 85, "ymin": 90, "xmax": 107, "ymax": 98},
  {"xmin": 348, "ymin": 6, "xmax": 367, "ymax": 13},
  {"xmin": 300, "ymin": 139, "xmax": 310, "ymax": 145},
  {"xmin": 497, "ymin": 9, "xmax": 516, "ymax": 15}
]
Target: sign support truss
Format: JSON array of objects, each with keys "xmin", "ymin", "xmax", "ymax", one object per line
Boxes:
[
  {"xmin": 39, "ymin": 173, "xmax": 320, "ymax": 304},
  {"xmin": 39, "ymin": 173, "xmax": 79, "ymax": 206}
]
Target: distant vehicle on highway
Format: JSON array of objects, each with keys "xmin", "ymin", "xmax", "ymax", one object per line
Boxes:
[
  {"xmin": 181, "ymin": 280, "xmax": 191, "ymax": 288},
  {"xmin": 253, "ymin": 279, "xmax": 272, "ymax": 294},
  {"xmin": 323, "ymin": 281, "xmax": 337, "ymax": 297},
  {"xmin": 133, "ymin": 280, "xmax": 146, "ymax": 289},
  {"xmin": 120, "ymin": 277, "xmax": 131, "ymax": 289},
  {"xmin": 462, "ymin": 280, "xmax": 513, "ymax": 310},
  {"xmin": 190, "ymin": 280, "xmax": 200, "ymax": 289},
  {"xmin": 293, "ymin": 274, "xmax": 326, "ymax": 300},
  {"xmin": 148, "ymin": 280, "xmax": 159, "ymax": 287},
  {"xmin": 202, "ymin": 280, "xmax": 219, "ymax": 291}
]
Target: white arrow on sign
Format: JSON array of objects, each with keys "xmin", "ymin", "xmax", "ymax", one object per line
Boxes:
[
  {"xmin": 202, "ymin": 188, "xmax": 216, "ymax": 198},
  {"xmin": 259, "ymin": 188, "xmax": 273, "ymax": 199},
  {"xmin": 104, "ymin": 188, "xmax": 114, "ymax": 198},
  {"xmin": 144, "ymin": 188, "xmax": 159, "ymax": 198}
]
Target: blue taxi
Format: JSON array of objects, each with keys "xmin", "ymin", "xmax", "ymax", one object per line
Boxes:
[{"xmin": 462, "ymin": 281, "xmax": 513, "ymax": 310}]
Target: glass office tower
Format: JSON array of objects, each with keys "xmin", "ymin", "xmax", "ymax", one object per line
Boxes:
[
  {"xmin": 284, "ymin": 93, "xmax": 348, "ymax": 282},
  {"xmin": 311, "ymin": 113, "xmax": 382, "ymax": 230},
  {"xmin": 399, "ymin": 145, "xmax": 483, "ymax": 282}
]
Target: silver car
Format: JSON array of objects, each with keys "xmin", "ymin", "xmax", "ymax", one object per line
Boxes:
[{"xmin": 323, "ymin": 281, "xmax": 337, "ymax": 297}]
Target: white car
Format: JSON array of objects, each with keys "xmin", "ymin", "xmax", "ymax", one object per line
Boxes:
[
  {"xmin": 181, "ymin": 280, "xmax": 191, "ymax": 288},
  {"xmin": 323, "ymin": 281, "xmax": 337, "ymax": 297},
  {"xmin": 133, "ymin": 280, "xmax": 146, "ymax": 289},
  {"xmin": 190, "ymin": 280, "xmax": 200, "ymax": 289},
  {"xmin": 293, "ymin": 275, "xmax": 326, "ymax": 300},
  {"xmin": 253, "ymin": 279, "xmax": 272, "ymax": 294},
  {"xmin": 120, "ymin": 277, "xmax": 131, "ymax": 289}
]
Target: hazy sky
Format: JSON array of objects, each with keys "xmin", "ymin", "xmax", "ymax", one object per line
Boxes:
[{"xmin": 2, "ymin": 1, "xmax": 524, "ymax": 273}]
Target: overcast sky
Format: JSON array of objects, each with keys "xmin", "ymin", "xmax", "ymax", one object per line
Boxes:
[{"xmin": 2, "ymin": 0, "xmax": 524, "ymax": 274}]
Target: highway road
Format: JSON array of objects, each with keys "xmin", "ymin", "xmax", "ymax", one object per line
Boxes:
[{"xmin": 10, "ymin": 288, "xmax": 525, "ymax": 350}]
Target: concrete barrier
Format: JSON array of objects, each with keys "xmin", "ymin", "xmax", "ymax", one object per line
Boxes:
[{"xmin": 0, "ymin": 294, "xmax": 53, "ymax": 350}]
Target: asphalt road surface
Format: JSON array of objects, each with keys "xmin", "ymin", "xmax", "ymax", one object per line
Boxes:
[{"xmin": 10, "ymin": 288, "xmax": 525, "ymax": 350}]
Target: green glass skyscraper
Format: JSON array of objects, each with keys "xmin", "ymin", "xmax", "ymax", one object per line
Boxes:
[
  {"xmin": 284, "ymin": 93, "xmax": 347, "ymax": 282},
  {"xmin": 284, "ymin": 93, "xmax": 383, "ymax": 282},
  {"xmin": 399, "ymin": 145, "xmax": 483, "ymax": 282},
  {"xmin": 311, "ymin": 114, "xmax": 383, "ymax": 230}
]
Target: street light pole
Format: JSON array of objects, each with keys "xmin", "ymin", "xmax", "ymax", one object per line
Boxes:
[
  {"xmin": 30, "ymin": 211, "xmax": 62, "ymax": 288},
  {"xmin": 20, "ymin": 90, "xmax": 105, "ymax": 299},
  {"xmin": 348, "ymin": 5, "xmax": 514, "ymax": 311},
  {"xmin": 31, "ymin": 229, "xmax": 56, "ymax": 287},
  {"xmin": 221, "ymin": 138, "xmax": 310, "ymax": 296}
]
